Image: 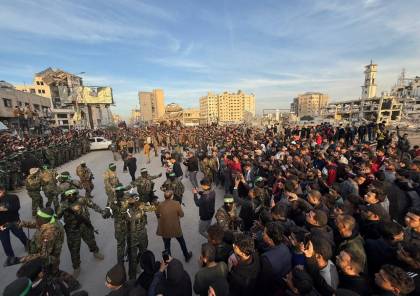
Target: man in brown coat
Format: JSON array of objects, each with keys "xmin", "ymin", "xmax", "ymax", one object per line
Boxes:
[{"xmin": 156, "ymin": 190, "xmax": 193, "ymax": 262}]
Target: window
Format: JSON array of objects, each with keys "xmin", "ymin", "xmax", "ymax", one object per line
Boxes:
[
  {"xmin": 41, "ymin": 90, "xmax": 45, "ymax": 94},
  {"xmin": 96, "ymin": 138, "xmax": 104, "ymax": 142},
  {"xmin": 57, "ymin": 114, "xmax": 68, "ymax": 119},
  {"xmin": 38, "ymin": 89, "xmax": 42, "ymax": 94},
  {"xmin": 89, "ymin": 138, "xmax": 95, "ymax": 143},
  {"xmin": 36, "ymin": 81, "xmax": 40, "ymax": 85},
  {"xmin": 3, "ymin": 98, "xmax": 12, "ymax": 107},
  {"xmin": 40, "ymin": 81, "xmax": 44, "ymax": 86},
  {"xmin": 33, "ymin": 104, "xmax": 40, "ymax": 110},
  {"xmin": 17, "ymin": 101, "xmax": 23, "ymax": 107}
]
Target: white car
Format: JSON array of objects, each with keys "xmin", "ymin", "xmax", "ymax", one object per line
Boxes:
[{"xmin": 89, "ymin": 137, "xmax": 112, "ymax": 151}]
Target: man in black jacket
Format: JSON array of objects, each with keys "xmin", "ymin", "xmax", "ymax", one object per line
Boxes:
[
  {"xmin": 124, "ymin": 154, "xmax": 137, "ymax": 181},
  {"xmin": 170, "ymin": 156, "xmax": 183, "ymax": 179},
  {"xmin": 193, "ymin": 179, "xmax": 215, "ymax": 238},
  {"xmin": 0, "ymin": 185, "xmax": 28, "ymax": 266}
]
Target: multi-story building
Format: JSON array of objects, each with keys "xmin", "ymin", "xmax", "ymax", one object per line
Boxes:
[
  {"xmin": 129, "ymin": 109, "xmax": 141, "ymax": 125},
  {"xmin": 391, "ymin": 71, "xmax": 420, "ymax": 122},
  {"xmin": 0, "ymin": 81, "xmax": 51, "ymax": 128},
  {"xmin": 321, "ymin": 61, "xmax": 403, "ymax": 125},
  {"xmin": 199, "ymin": 90, "xmax": 256, "ymax": 124},
  {"xmin": 138, "ymin": 89, "xmax": 165, "ymax": 122},
  {"xmin": 290, "ymin": 92, "xmax": 329, "ymax": 118},
  {"xmin": 15, "ymin": 68, "xmax": 113, "ymax": 129},
  {"xmin": 182, "ymin": 108, "xmax": 200, "ymax": 126}
]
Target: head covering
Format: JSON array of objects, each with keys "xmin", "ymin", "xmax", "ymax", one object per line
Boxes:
[
  {"xmin": 64, "ymin": 189, "xmax": 78, "ymax": 196},
  {"xmin": 29, "ymin": 168, "xmax": 39, "ymax": 175},
  {"xmin": 80, "ymin": 161, "xmax": 86, "ymax": 165},
  {"xmin": 106, "ymin": 263, "xmax": 126, "ymax": 286},
  {"xmin": 140, "ymin": 168, "xmax": 148, "ymax": 174},
  {"xmin": 254, "ymin": 176, "xmax": 264, "ymax": 184},
  {"xmin": 365, "ymin": 204, "xmax": 389, "ymax": 220},
  {"xmin": 114, "ymin": 185, "xmax": 126, "ymax": 191},
  {"xmin": 338, "ymin": 156, "xmax": 349, "ymax": 165},
  {"xmin": 42, "ymin": 165, "xmax": 49, "ymax": 170},
  {"xmin": 61, "ymin": 171, "xmax": 70, "ymax": 176},
  {"xmin": 109, "ymin": 163, "xmax": 116, "ymax": 169},
  {"xmin": 224, "ymin": 195, "xmax": 234, "ymax": 203},
  {"xmin": 3, "ymin": 277, "xmax": 32, "ymax": 296},
  {"xmin": 37, "ymin": 208, "xmax": 56, "ymax": 224},
  {"xmin": 166, "ymin": 259, "xmax": 185, "ymax": 284},
  {"xmin": 200, "ymin": 178, "xmax": 211, "ymax": 186},
  {"xmin": 168, "ymin": 172, "xmax": 176, "ymax": 177}
]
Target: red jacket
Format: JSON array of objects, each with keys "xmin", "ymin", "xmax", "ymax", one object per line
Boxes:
[{"xmin": 225, "ymin": 158, "xmax": 242, "ymax": 173}]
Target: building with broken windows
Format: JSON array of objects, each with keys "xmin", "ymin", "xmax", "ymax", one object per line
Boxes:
[{"xmin": 16, "ymin": 68, "xmax": 114, "ymax": 129}]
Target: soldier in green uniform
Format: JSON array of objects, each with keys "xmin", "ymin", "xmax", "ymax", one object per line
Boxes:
[
  {"xmin": 104, "ymin": 163, "xmax": 120, "ymax": 205},
  {"xmin": 200, "ymin": 156, "xmax": 213, "ymax": 183},
  {"xmin": 76, "ymin": 161, "xmax": 94, "ymax": 198},
  {"xmin": 40, "ymin": 165, "xmax": 60, "ymax": 211},
  {"xmin": 160, "ymin": 172, "xmax": 185, "ymax": 204},
  {"xmin": 25, "ymin": 167, "xmax": 43, "ymax": 217},
  {"xmin": 57, "ymin": 189, "xmax": 105, "ymax": 278},
  {"xmin": 8, "ymin": 153, "xmax": 20, "ymax": 190},
  {"xmin": 215, "ymin": 195, "xmax": 241, "ymax": 232},
  {"xmin": 17, "ymin": 208, "xmax": 64, "ymax": 270},
  {"xmin": 45, "ymin": 145, "xmax": 56, "ymax": 168},
  {"xmin": 131, "ymin": 168, "xmax": 161, "ymax": 203},
  {"xmin": 0, "ymin": 159, "xmax": 9, "ymax": 189},
  {"xmin": 253, "ymin": 176, "xmax": 271, "ymax": 208},
  {"xmin": 57, "ymin": 172, "xmax": 81, "ymax": 200},
  {"xmin": 103, "ymin": 186, "xmax": 157, "ymax": 279}
]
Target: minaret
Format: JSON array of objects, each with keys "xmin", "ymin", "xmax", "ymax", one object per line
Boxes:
[{"xmin": 361, "ymin": 60, "xmax": 377, "ymax": 99}]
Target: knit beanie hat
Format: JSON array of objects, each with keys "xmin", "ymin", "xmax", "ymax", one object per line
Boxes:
[{"xmin": 106, "ymin": 263, "xmax": 126, "ymax": 286}]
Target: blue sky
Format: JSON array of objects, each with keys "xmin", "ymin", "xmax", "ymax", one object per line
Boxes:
[{"xmin": 1, "ymin": 0, "xmax": 419, "ymax": 118}]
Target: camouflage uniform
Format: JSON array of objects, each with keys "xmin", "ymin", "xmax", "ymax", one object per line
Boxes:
[
  {"xmin": 201, "ymin": 158, "xmax": 213, "ymax": 183},
  {"xmin": 57, "ymin": 178, "xmax": 81, "ymax": 200},
  {"xmin": 45, "ymin": 145, "xmax": 56, "ymax": 168},
  {"xmin": 25, "ymin": 172, "xmax": 43, "ymax": 217},
  {"xmin": 40, "ymin": 168, "xmax": 60, "ymax": 211},
  {"xmin": 254, "ymin": 185, "xmax": 271, "ymax": 208},
  {"xmin": 104, "ymin": 169, "xmax": 120, "ymax": 205},
  {"xmin": 208, "ymin": 156, "xmax": 219, "ymax": 184},
  {"xmin": 76, "ymin": 164, "xmax": 94, "ymax": 198},
  {"xmin": 160, "ymin": 178, "xmax": 185, "ymax": 204},
  {"xmin": 131, "ymin": 173, "xmax": 160, "ymax": 203},
  {"xmin": 106, "ymin": 193, "xmax": 156, "ymax": 279},
  {"xmin": 19, "ymin": 219, "xmax": 65, "ymax": 270},
  {"xmin": 215, "ymin": 205, "xmax": 241, "ymax": 232},
  {"xmin": 57, "ymin": 193, "xmax": 103, "ymax": 269}
]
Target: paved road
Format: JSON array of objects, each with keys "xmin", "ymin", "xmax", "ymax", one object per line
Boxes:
[{"xmin": 0, "ymin": 149, "xmax": 225, "ymax": 294}]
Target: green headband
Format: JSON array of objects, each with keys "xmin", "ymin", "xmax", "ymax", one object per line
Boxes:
[
  {"xmin": 64, "ymin": 189, "xmax": 77, "ymax": 196},
  {"xmin": 109, "ymin": 163, "xmax": 116, "ymax": 169},
  {"xmin": 37, "ymin": 209, "xmax": 56, "ymax": 224},
  {"xmin": 20, "ymin": 279, "xmax": 32, "ymax": 296}
]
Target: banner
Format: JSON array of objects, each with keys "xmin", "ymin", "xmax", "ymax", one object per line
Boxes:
[{"xmin": 80, "ymin": 86, "xmax": 113, "ymax": 104}]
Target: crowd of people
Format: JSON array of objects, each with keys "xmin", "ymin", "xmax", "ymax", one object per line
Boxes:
[{"xmin": 1, "ymin": 121, "xmax": 420, "ymax": 295}]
